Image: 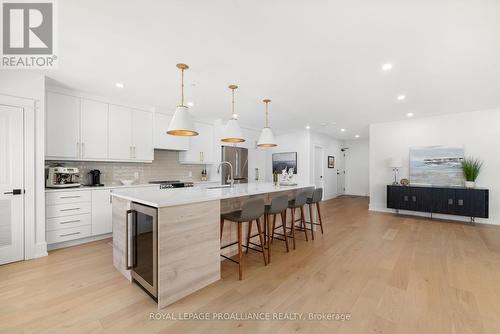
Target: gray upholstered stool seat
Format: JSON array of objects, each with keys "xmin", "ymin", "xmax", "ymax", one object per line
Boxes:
[
  {"xmin": 285, "ymin": 189, "xmax": 311, "ymax": 248},
  {"xmin": 220, "ymin": 197, "xmax": 267, "ymax": 280},
  {"xmin": 261, "ymin": 195, "xmax": 289, "ymax": 263},
  {"xmin": 304, "ymin": 188, "xmax": 324, "ymax": 239}
]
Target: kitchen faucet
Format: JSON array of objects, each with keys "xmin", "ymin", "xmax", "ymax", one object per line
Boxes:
[{"xmin": 217, "ymin": 161, "xmax": 234, "ymax": 187}]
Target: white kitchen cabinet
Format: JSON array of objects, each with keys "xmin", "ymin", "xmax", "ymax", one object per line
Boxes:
[
  {"xmin": 153, "ymin": 113, "xmax": 189, "ymax": 151},
  {"xmin": 179, "ymin": 122, "xmax": 214, "ymax": 164},
  {"xmin": 46, "ymin": 92, "xmax": 81, "ymax": 159},
  {"xmin": 132, "ymin": 109, "xmax": 154, "ymax": 161},
  {"xmin": 81, "ymin": 99, "xmax": 109, "ymax": 159},
  {"xmin": 109, "ymin": 105, "xmax": 154, "ymax": 161},
  {"xmin": 108, "ymin": 104, "xmax": 133, "ymax": 160},
  {"xmin": 91, "ymin": 189, "xmax": 112, "ymax": 235}
]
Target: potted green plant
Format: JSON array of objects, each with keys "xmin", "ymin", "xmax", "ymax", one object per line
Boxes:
[{"xmin": 461, "ymin": 157, "xmax": 482, "ymax": 188}]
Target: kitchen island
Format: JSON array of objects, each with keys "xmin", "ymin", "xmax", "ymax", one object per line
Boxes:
[{"xmin": 111, "ymin": 182, "xmax": 314, "ymax": 309}]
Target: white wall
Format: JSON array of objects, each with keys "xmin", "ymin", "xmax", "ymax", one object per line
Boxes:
[
  {"xmin": 309, "ymin": 131, "xmax": 344, "ymax": 199},
  {"xmin": 0, "ymin": 71, "xmax": 47, "ymax": 258},
  {"xmin": 369, "ymin": 109, "xmax": 500, "ymax": 224},
  {"xmin": 264, "ymin": 130, "xmax": 344, "ymax": 199},
  {"xmin": 344, "ymin": 139, "xmax": 369, "ymax": 196},
  {"xmin": 265, "ymin": 130, "xmax": 311, "ymax": 185}
]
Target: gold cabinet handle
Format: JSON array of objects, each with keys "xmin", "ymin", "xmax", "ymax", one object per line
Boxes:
[{"xmin": 60, "ymin": 208, "xmax": 80, "ymax": 212}]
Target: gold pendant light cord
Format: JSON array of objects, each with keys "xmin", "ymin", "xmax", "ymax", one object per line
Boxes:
[
  {"xmin": 265, "ymin": 102, "xmax": 269, "ymax": 127},
  {"xmin": 181, "ymin": 68, "xmax": 185, "ymax": 106},
  {"xmin": 231, "ymin": 88, "xmax": 235, "ymax": 118}
]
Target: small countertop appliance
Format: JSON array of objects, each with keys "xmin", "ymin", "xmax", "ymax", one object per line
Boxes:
[
  {"xmin": 88, "ymin": 169, "xmax": 104, "ymax": 187},
  {"xmin": 46, "ymin": 167, "xmax": 81, "ymax": 188}
]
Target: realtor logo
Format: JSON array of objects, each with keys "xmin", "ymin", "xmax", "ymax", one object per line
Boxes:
[{"xmin": 1, "ymin": 0, "xmax": 57, "ymax": 68}]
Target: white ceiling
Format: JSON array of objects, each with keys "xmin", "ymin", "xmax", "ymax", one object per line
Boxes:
[{"xmin": 46, "ymin": 0, "xmax": 500, "ymax": 139}]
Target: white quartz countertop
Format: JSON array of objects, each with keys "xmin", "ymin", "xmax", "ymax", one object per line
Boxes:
[
  {"xmin": 111, "ymin": 182, "xmax": 315, "ymax": 208},
  {"xmin": 44, "ymin": 183, "xmax": 161, "ymax": 193}
]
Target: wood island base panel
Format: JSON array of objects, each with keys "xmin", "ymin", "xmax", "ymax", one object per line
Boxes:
[{"xmin": 111, "ymin": 183, "xmax": 314, "ymax": 308}]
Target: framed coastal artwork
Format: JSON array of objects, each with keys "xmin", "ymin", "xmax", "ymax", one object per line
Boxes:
[
  {"xmin": 409, "ymin": 146, "xmax": 464, "ymax": 186},
  {"xmin": 272, "ymin": 152, "xmax": 297, "ymax": 174}
]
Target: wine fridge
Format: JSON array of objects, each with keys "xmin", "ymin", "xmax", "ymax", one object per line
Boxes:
[{"xmin": 126, "ymin": 202, "xmax": 158, "ymax": 300}]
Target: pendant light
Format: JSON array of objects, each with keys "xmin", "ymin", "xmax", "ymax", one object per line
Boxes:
[
  {"xmin": 257, "ymin": 99, "xmax": 277, "ymax": 147},
  {"xmin": 221, "ymin": 84, "xmax": 245, "ymax": 143},
  {"xmin": 167, "ymin": 63, "xmax": 198, "ymax": 136}
]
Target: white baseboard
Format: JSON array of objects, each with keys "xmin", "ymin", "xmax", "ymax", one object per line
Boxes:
[
  {"xmin": 47, "ymin": 233, "xmax": 112, "ymax": 251},
  {"xmin": 34, "ymin": 242, "xmax": 48, "ymax": 258}
]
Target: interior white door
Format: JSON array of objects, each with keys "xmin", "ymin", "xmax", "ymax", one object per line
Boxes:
[
  {"xmin": 132, "ymin": 109, "xmax": 154, "ymax": 161},
  {"xmin": 313, "ymin": 146, "xmax": 324, "ymax": 189},
  {"xmin": 108, "ymin": 104, "xmax": 132, "ymax": 160},
  {"xmin": 81, "ymin": 99, "xmax": 109, "ymax": 159},
  {"xmin": 45, "ymin": 92, "xmax": 80, "ymax": 159},
  {"xmin": 0, "ymin": 105, "xmax": 24, "ymax": 265}
]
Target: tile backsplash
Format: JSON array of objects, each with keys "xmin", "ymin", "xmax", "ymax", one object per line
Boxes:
[{"xmin": 46, "ymin": 150, "xmax": 209, "ymax": 186}]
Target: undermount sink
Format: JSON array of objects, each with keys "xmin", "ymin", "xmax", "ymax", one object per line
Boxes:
[{"xmin": 207, "ymin": 185, "xmax": 231, "ymax": 189}]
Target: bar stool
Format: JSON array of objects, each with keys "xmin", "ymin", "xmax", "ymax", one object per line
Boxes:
[
  {"xmin": 286, "ymin": 189, "xmax": 311, "ymax": 249},
  {"xmin": 260, "ymin": 195, "xmax": 289, "ymax": 264},
  {"xmin": 220, "ymin": 197, "xmax": 267, "ymax": 280},
  {"xmin": 306, "ymin": 188, "xmax": 324, "ymax": 240}
]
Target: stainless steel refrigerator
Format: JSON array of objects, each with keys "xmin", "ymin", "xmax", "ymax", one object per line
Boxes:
[{"xmin": 221, "ymin": 146, "xmax": 248, "ymax": 185}]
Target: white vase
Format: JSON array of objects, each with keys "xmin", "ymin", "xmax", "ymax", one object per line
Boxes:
[{"xmin": 465, "ymin": 181, "xmax": 475, "ymax": 188}]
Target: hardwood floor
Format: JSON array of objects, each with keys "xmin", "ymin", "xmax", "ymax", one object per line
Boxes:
[{"xmin": 2, "ymin": 196, "xmax": 500, "ymax": 334}]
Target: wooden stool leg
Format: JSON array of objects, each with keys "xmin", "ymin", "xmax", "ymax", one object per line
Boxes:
[
  {"xmin": 238, "ymin": 223, "xmax": 243, "ymax": 280},
  {"xmin": 220, "ymin": 218, "xmax": 224, "ymax": 241},
  {"xmin": 290, "ymin": 208, "xmax": 296, "ymax": 250},
  {"xmin": 281, "ymin": 211, "xmax": 289, "ymax": 252},
  {"xmin": 271, "ymin": 214, "xmax": 276, "ymax": 243},
  {"xmin": 267, "ymin": 215, "xmax": 274, "ymax": 263},
  {"xmin": 300, "ymin": 206, "xmax": 308, "ymax": 241},
  {"xmin": 246, "ymin": 220, "xmax": 252, "ymax": 254},
  {"xmin": 308, "ymin": 203, "xmax": 314, "ymax": 240},
  {"xmin": 316, "ymin": 202, "xmax": 324, "ymax": 234},
  {"xmin": 255, "ymin": 219, "xmax": 267, "ymax": 266}
]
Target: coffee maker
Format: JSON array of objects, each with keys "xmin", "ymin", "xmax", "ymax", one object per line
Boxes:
[
  {"xmin": 46, "ymin": 167, "xmax": 81, "ymax": 188},
  {"xmin": 88, "ymin": 169, "xmax": 104, "ymax": 186}
]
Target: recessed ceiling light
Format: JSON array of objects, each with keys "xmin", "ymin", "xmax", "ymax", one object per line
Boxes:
[
  {"xmin": 340, "ymin": 128, "xmax": 346, "ymax": 132},
  {"xmin": 382, "ymin": 63, "xmax": 393, "ymax": 71},
  {"xmin": 397, "ymin": 94, "xmax": 406, "ymax": 101},
  {"xmin": 187, "ymin": 101, "xmax": 194, "ymax": 107},
  {"xmin": 232, "ymin": 113, "xmax": 238, "ymax": 119},
  {"xmin": 407, "ymin": 112, "xmax": 414, "ymax": 117},
  {"xmin": 305, "ymin": 125, "xmax": 311, "ymax": 130},
  {"xmin": 355, "ymin": 134, "xmax": 360, "ymax": 138},
  {"xmin": 320, "ymin": 122, "xmax": 327, "ymax": 126},
  {"xmin": 115, "ymin": 82, "xmax": 124, "ymax": 88}
]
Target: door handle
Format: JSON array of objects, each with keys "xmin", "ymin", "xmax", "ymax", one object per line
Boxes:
[
  {"xmin": 458, "ymin": 199, "xmax": 464, "ymax": 206},
  {"xmin": 125, "ymin": 209, "xmax": 135, "ymax": 270},
  {"xmin": 3, "ymin": 189, "xmax": 23, "ymax": 195}
]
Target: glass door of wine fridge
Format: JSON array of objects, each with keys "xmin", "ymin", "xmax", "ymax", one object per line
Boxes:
[{"xmin": 128, "ymin": 202, "xmax": 158, "ymax": 299}]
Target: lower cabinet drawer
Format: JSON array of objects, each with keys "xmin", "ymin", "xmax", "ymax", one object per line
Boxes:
[
  {"xmin": 47, "ymin": 225, "xmax": 91, "ymax": 244},
  {"xmin": 46, "ymin": 202, "xmax": 91, "ymax": 218},
  {"xmin": 46, "ymin": 214, "xmax": 91, "ymax": 232}
]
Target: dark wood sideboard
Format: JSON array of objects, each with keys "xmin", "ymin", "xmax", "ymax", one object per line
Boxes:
[{"xmin": 387, "ymin": 185, "xmax": 489, "ymax": 222}]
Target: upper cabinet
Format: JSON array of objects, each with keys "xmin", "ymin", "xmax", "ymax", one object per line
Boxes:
[
  {"xmin": 153, "ymin": 113, "xmax": 189, "ymax": 151},
  {"xmin": 179, "ymin": 121, "xmax": 214, "ymax": 164},
  {"xmin": 81, "ymin": 99, "xmax": 109, "ymax": 160},
  {"xmin": 108, "ymin": 105, "xmax": 133, "ymax": 160},
  {"xmin": 46, "ymin": 91, "xmax": 153, "ymax": 162},
  {"xmin": 46, "ymin": 92, "xmax": 81, "ymax": 159},
  {"xmin": 132, "ymin": 109, "xmax": 154, "ymax": 161}
]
